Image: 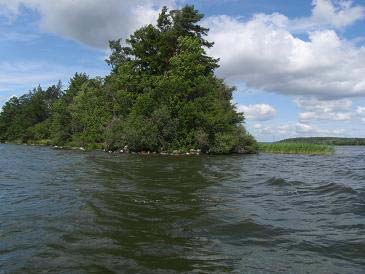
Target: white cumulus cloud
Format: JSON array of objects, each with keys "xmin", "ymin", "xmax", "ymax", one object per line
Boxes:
[
  {"xmin": 207, "ymin": 12, "xmax": 365, "ymax": 99},
  {"xmin": 295, "ymin": 97, "xmax": 354, "ymax": 122},
  {"xmin": 0, "ymin": 0, "xmax": 175, "ymax": 48},
  {"xmin": 291, "ymin": 0, "xmax": 365, "ymax": 31},
  {"xmin": 296, "ymin": 122, "xmax": 317, "ymax": 134},
  {"xmin": 237, "ymin": 104, "xmax": 276, "ymax": 121},
  {"xmin": 356, "ymin": 106, "xmax": 365, "ymax": 122},
  {"xmin": 356, "ymin": 106, "xmax": 365, "ymax": 115},
  {"xmin": 295, "ymin": 122, "xmax": 346, "ymax": 135},
  {"xmin": 2, "ymin": 0, "xmax": 365, "ymax": 99}
]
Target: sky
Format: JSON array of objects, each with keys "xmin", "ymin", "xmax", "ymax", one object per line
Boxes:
[{"xmin": 0, "ymin": 0, "xmax": 365, "ymax": 141}]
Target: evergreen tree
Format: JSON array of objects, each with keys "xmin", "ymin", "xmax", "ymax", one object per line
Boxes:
[
  {"xmin": 51, "ymin": 73, "xmax": 89, "ymax": 145},
  {"xmin": 0, "ymin": 5, "xmax": 257, "ymax": 154}
]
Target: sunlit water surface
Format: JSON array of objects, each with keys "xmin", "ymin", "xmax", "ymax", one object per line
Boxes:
[{"xmin": 0, "ymin": 144, "xmax": 364, "ymax": 273}]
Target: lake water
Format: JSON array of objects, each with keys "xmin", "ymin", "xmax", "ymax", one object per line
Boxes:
[{"xmin": 0, "ymin": 144, "xmax": 364, "ymax": 273}]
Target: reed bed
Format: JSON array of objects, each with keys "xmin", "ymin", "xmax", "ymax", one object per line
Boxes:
[{"xmin": 259, "ymin": 142, "xmax": 334, "ymax": 155}]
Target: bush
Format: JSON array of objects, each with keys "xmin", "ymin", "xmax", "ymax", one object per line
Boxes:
[
  {"xmin": 27, "ymin": 119, "xmax": 51, "ymax": 141},
  {"xmin": 210, "ymin": 132, "xmax": 237, "ymax": 154}
]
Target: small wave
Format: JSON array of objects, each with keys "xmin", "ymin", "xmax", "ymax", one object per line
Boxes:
[
  {"xmin": 314, "ymin": 182, "xmax": 357, "ymax": 195},
  {"xmin": 266, "ymin": 177, "xmax": 303, "ymax": 187},
  {"xmin": 214, "ymin": 219, "xmax": 292, "ymax": 240},
  {"xmin": 266, "ymin": 177, "xmax": 288, "ymax": 185}
]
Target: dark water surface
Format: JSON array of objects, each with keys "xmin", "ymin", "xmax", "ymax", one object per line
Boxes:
[{"xmin": 0, "ymin": 144, "xmax": 364, "ymax": 273}]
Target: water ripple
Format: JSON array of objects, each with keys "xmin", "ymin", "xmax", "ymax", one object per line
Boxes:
[{"xmin": 0, "ymin": 144, "xmax": 364, "ymax": 273}]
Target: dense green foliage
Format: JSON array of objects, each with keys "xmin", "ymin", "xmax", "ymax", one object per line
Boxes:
[
  {"xmin": 0, "ymin": 82, "xmax": 62, "ymax": 143},
  {"xmin": 279, "ymin": 137, "xmax": 365, "ymax": 146},
  {"xmin": 259, "ymin": 143, "xmax": 334, "ymax": 155},
  {"xmin": 0, "ymin": 6, "xmax": 257, "ymax": 154}
]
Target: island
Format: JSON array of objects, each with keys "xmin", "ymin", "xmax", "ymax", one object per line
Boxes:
[{"xmin": 0, "ymin": 6, "xmax": 258, "ymax": 155}]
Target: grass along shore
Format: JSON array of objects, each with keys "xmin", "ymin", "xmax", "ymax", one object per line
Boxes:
[{"xmin": 259, "ymin": 142, "xmax": 334, "ymax": 155}]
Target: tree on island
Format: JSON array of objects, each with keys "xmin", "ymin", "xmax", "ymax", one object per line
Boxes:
[{"xmin": 0, "ymin": 6, "xmax": 257, "ymax": 154}]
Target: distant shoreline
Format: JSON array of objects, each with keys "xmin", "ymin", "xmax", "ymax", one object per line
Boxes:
[{"xmin": 278, "ymin": 137, "xmax": 365, "ymax": 146}]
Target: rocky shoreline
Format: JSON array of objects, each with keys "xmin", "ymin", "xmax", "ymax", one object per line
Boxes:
[
  {"xmin": 52, "ymin": 145, "xmax": 202, "ymax": 156},
  {"xmin": 2, "ymin": 142, "xmax": 253, "ymax": 155}
]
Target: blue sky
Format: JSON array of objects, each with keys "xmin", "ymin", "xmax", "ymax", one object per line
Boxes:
[{"xmin": 0, "ymin": 0, "xmax": 365, "ymax": 141}]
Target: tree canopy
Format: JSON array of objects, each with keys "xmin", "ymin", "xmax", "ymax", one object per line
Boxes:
[{"xmin": 0, "ymin": 5, "xmax": 257, "ymax": 154}]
